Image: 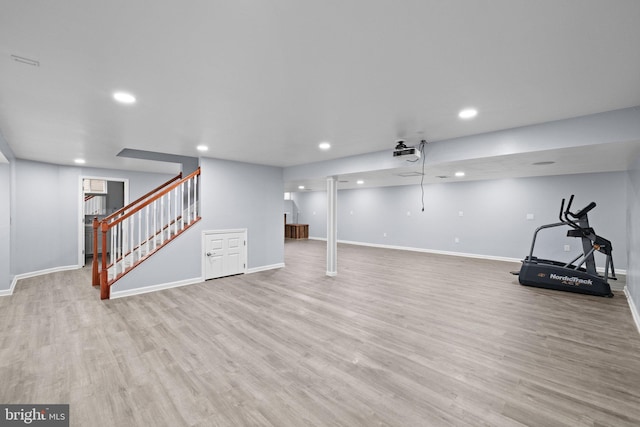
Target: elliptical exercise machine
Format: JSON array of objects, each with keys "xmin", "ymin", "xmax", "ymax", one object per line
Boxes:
[{"xmin": 514, "ymin": 195, "xmax": 616, "ymax": 297}]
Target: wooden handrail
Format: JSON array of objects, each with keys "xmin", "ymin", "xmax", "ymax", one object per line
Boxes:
[
  {"xmin": 107, "ymin": 168, "xmax": 200, "ymax": 228},
  {"xmin": 104, "ymin": 172, "xmax": 182, "ymax": 222}
]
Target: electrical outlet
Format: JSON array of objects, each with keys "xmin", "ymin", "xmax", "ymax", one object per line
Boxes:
[
  {"xmin": 407, "ymin": 211, "xmax": 411, "ymax": 216},
  {"xmin": 350, "ymin": 210, "xmax": 354, "ymax": 215},
  {"xmin": 383, "ymin": 232, "xmax": 387, "ymax": 237},
  {"xmin": 458, "ymin": 211, "xmax": 464, "ymax": 217},
  {"xmin": 564, "ymin": 244, "xmax": 571, "ymax": 252},
  {"xmin": 454, "ymin": 237, "xmax": 460, "ymax": 243},
  {"xmin": 526, "ymin": 213, "xmax": 534, "ymax": 220}
]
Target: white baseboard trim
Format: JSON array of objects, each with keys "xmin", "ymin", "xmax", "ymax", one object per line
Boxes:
[
  {"xmin": 310, "ymin": 237, "xmax": 520, "ymax": 263},
  {"xmin": 110, "ymin": 276, "xmax": 204, "ymax": 299},
  {"xmin": 624, "ymin": 286, "xmax": 640, "ymax": 336},
  {"xmin": 307, "ymin": 237, "xmax": 628, "ymax": 274},
  {"xmin": 111, "ymin": 263, "xmax": 286, "ymax": 299},
  {"xmin": 0, "ymin": 283, "xmax": 14, "ymax": 296},
  {"xmin": 247, "ymin": 263, "xmax": 285, "ymax": 274},
  {"xmin": 349, "ymin": 240, "xmax": 523, "ymax": 264},
  {"xmin": 0, "ymin": 265, "xmax": 82, "ymax": 297}
]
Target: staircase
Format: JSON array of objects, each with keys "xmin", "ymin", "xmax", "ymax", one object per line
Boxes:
[{"xmin": 91, "ymin": 168, "xmax": 201, "ymax": 299}]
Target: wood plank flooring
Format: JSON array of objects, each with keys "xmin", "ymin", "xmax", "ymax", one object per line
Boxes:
[{"xmin": 1, "ymin": 239, "xmax": 640, "ymax": 426}]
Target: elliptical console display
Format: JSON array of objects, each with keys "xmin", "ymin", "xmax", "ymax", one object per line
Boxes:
[{"xmin": 515, "ymin": 195, "xmax": 615, "ymax": 297}]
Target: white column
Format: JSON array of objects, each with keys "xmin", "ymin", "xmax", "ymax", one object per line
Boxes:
[{"xmin": 326, "ymin": 176, "xmax": 338, "ymax": 276}]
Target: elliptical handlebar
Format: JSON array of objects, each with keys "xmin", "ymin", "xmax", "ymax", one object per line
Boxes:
[
  {"xmin": 565, "ymin": 195, "xmax": 575, "ymax": 220},
  {"xmin": 563, "ymin": 195, "xmax": 578, "ymax": 228},
  {"xmin": 560, "ymin": 194, "xmax": 596, "ymax": 230},
  {"xmin": 570, "ymin": 202, "xmax": 596, "ymax": 219},
  {"xmin": 563, "ymin": 194, "xmax": 596, "ymax": 220}
]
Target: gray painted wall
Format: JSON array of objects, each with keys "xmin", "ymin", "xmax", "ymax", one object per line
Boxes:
[
  {"xmin": 293, "ymin": 171, "xmax": 628, "ymax": 270},
  {"xmin": 284, "ymin": 200, "xmax": 293, "ymax": 223},
  {"xmin": 11, "ymin": 159, "xmax": 175, "ymax": 276},
  {"xmin": 0, "ymin": 133, "xmax": 13, "ymax": 291},
  {"xmin": 627, "ymin": 154, "xmax": 640, "ymax": 312},
  {"xmin": 284, "ymin": 199, "xmax": 301, "ymax": 224},
  {"xmin": 112, "ymin": 157, "xmax": 284, "ymax": 293},
  {"xmin": 0, "ymin": 163, "xmax": 10, "ymax": 291},
  {"xmin": 13, "ymin": 161, "xmax": 76, "ymax": 273},
  {"xmin": 291, "ymin": 190, "xmax": 327, "ymax": 238},
  {"xmin": 199, "ymin": 158, "xmax": 284, "ymax": 269}
]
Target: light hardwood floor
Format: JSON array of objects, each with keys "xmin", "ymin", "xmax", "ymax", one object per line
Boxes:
[{"xmin": 1, "ymin": 239, "xmax": 639, "ymax": 426}]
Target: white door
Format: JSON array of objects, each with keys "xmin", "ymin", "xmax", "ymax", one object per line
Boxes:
[{"xmin": 204, "ymin": 231, "xmax": 246, "ymax": 280}]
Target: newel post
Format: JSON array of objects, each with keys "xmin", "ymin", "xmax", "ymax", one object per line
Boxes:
[
  {"xmin": 100, "ymin": 220, "xmax": 110, "ymax": 300},
  {"xmin": 91, "ymin": 217, "xmax": 99, "ymax": 286}
]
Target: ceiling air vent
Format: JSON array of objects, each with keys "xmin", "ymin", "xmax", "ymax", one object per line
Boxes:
[
  {"xmin": 396, "ymin": 172, "xmax": 424, "ymax": 177},
  {"xmin": 11, "ymin": 54, "xmax": 39, "ymax": 67},
  {"xmin": 532, "ymin": 161, "xmax": 556, "ymax": 166}
]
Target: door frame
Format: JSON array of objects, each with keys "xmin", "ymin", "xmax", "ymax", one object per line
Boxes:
[
  {"xmin": 201, "ymin": 228, "xmax": 248, "ymax": 280},
  {"xmin": 78, "ymin": 175, "xmax": 130, "ymax": 267}
]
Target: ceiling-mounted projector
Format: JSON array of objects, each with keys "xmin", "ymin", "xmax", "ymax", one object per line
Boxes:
[{"xmin": 393, "ymin": 140, "xmax": 421, "ymax": 161}]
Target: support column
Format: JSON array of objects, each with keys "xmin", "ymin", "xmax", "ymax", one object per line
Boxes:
[{"xmin": 326, "ymin": 176, "xmax": 338, "ymax": 276}]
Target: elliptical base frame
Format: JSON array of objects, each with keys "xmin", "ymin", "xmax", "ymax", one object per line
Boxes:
[{"xmin": 519, "ymin": 257, "xmax": 613, "ymax": 297}]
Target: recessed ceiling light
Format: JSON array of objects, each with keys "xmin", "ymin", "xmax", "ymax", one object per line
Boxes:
[
  {"xmin": 74, "ymin": 158, "xmax": 86, "ymax": 164},
  {"xmin": 458, "ymin": 108, "xmax": 478, "ymax": 119},
  {"xmin": 196, "ymin": 145, "xmax": 208, "ymax": 152},
  {"xmin": 318, "ymin": 142, "xmax": 331, "ymax": 150},
  {"xmin": 113, "ymin": 92, "xmax": 136, "ymax": 104},
  {"xmin": 454, "ymin": 171, "xmax": 465, "ymax": 177},
  {"xmin": 298, "ymin": 185, "xmax": 305, "ymax": 190},
  {"xmin": 356, "ymin": 180, "xmax": 364, "ymax": 185}
]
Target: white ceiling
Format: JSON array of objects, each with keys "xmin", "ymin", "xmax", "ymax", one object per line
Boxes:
[{"xmin": 1, "ymin": 1, "xmax": 640, "ymax": 178}]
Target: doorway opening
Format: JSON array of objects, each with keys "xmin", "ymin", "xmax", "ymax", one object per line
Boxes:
[{"xmin": 78, "ymin": 176, "xmax": 129, "ymax": 267}]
